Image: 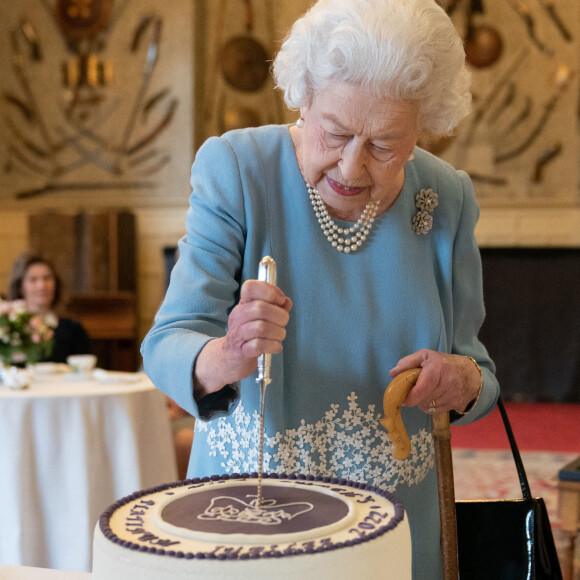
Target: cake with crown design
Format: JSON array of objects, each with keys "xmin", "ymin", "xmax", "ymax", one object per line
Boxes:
[{"xmin": 92, "ymin": 472, "xmax": 412, "ymax": 579}]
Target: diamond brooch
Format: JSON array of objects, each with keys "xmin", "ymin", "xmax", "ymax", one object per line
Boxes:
[{"xmin": 412, "ymin": 188, "xmax": 438, "ymax": 235}]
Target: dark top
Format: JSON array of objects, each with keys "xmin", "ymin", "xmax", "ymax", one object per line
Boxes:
[{"xmin": 47, "ymin": 318, "xmax": 91, "ymax": 363}]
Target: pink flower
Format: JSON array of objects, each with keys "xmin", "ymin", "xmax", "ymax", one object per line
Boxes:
[
  {"xmin": 1, "ymin": 299, "xmax": 54, "ymax": 364},
  {"xmin": 11, "ymin": 351, "xmax": 26, "ymax": 363}
]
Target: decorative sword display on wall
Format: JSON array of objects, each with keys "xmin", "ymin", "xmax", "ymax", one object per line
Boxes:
[
  {"xmin": 437, "ymin": 0, "xmax": 578, "ymax": 197},
  {"xmin": 2, "ymin": 0, "xmax": 179, "ymax": 199}
]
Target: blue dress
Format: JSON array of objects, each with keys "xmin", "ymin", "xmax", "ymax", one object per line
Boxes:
[{"xmin": 141, "ymin": 124, "xmax": 500, "ymax": 579}]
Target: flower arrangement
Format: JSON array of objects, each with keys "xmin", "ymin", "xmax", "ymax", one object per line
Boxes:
[{"xmin": 0, "ymin": 299, "xmax": 55, "ymax": 366}]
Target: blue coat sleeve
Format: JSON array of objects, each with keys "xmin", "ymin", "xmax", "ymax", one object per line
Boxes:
[
  {"xmin": 449, "ymin": 171, "xmax": 500, "ymax": 424},
  {"xmin": 141, "ymin": 136, "xmax": 248, "ymax": 421}
]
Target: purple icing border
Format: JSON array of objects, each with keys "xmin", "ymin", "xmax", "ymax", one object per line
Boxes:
[{"xmin": 99, "ymin": 472, "xmax": 406, "ymax": 561}]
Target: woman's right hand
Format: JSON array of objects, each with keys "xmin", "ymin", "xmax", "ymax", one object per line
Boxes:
[{"xmin": 193, "ymin": 280, "xmax": 292, "ymax": 400}]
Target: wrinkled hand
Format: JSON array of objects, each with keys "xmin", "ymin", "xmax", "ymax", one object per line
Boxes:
[
  {"xmin": 194, "ymin": 280, "xmax": 292, "ymax": 399},
  {"xmin": 222, "ymin": 279, "xmax": 292, "ymax": 377},
  {"xmin": 388, "ymin": 349, "xmax": 481, "ymax": 414}
]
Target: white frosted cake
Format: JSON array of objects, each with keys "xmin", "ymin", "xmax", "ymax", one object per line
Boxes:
[{"xmin": 93, "ymin": 473, "xmax": 411, "ymax": 579}]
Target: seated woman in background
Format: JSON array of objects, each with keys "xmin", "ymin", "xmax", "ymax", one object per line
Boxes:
[{"xmin": 9, "ymin": 252, "xmax": 91, "ymax": 363}]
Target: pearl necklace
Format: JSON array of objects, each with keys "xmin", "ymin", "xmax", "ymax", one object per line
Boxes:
[{"xmin": 307, "ymin": 184, "xmax": 379, "ymax": 253}]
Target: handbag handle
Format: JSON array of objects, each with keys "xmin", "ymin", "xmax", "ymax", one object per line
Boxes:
[{"xmin": 496, "ymin": 396, "xmax": 532, "ymax": 501}]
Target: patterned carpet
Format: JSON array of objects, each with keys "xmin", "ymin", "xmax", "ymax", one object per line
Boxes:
[{"xmin": 453, "ymin": 448, "xmax": 579, "ymax": 579}]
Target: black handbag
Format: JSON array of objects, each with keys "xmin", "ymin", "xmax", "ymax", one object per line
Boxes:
[{"xmin": 455, "ymin": 397, "xmax": 563, "ymax": 579}]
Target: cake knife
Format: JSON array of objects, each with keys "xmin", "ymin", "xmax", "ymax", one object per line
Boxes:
[{"xmin": 256, "ymin": 256, "xmax": 277, "ymax": 507}]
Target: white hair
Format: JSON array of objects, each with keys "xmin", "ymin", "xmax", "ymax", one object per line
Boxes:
[{"xmin": 272, "ymin": 0, "xmax": 471, "ymax": 135}]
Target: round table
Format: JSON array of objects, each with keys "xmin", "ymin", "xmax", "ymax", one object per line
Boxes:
[
  {"xmin": 0, "ymin": 369, "xmax": 178, "ymax": 572},
  {"xmin": 0, "ymin": 565, "xmax": 90, "ymax": 579}
]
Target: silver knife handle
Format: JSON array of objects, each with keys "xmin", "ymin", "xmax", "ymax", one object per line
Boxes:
[
  {"xmin": 258, "ymin": 256, "xmax": 277, "ymax": 286},
  {"xmin": 257, "ymin": 256, "xmax": 277, "ymax": 381}
]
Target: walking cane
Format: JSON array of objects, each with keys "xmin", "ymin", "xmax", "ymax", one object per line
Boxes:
[{"xmin": 380, "ymin": 368, "xmax": 459, "ymax": 580}]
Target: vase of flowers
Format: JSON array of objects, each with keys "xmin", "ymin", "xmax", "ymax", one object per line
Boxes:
[{"xmin": 0, "ymin": 299, "xmax": 55, "ymax": 367}]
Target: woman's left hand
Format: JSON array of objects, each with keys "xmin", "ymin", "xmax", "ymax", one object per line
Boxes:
[{"xmin": 388, "ymin": 349, "xmax": 481, "ymax": 414}]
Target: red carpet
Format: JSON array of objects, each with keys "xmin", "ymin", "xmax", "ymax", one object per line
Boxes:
[{"xmin": 451, "ymin": 402, "xmax": 580, "ymax": 453}]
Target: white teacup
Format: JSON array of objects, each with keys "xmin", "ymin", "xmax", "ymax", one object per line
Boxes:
[{"xmin": 67, "ymin": 354, "xmax": 97, "ymax": 378}]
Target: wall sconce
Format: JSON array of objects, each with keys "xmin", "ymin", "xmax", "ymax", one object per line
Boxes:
[
  {"xmin": 55, "ymin": 0, "xmax": 114, "ymax": 88},
  {"xmin": 62, "ymin": 55, "xmax": 114, "ymax": 87}
]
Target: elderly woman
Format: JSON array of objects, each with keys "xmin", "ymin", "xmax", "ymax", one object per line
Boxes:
[
  {"xmin": 9, "ymin": 252, "xmax": 91, "ymax": 363},
  {"xmin": 142, "ymin": 0, "xmax": 500, "ymax": 577}
]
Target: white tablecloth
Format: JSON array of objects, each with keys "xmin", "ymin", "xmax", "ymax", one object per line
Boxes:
[
  {"xmin": 0, "ymin": 566, "xmax": 90, "ymax": 579},
  {"xmin": 0, "ymin": 370, "xmax": 178, "ymax": 572}
]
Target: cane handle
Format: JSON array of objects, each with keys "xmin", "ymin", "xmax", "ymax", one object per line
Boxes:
[{"xmin": 380, "ymin": 368, "xmax": 421, "ymax": 460}]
